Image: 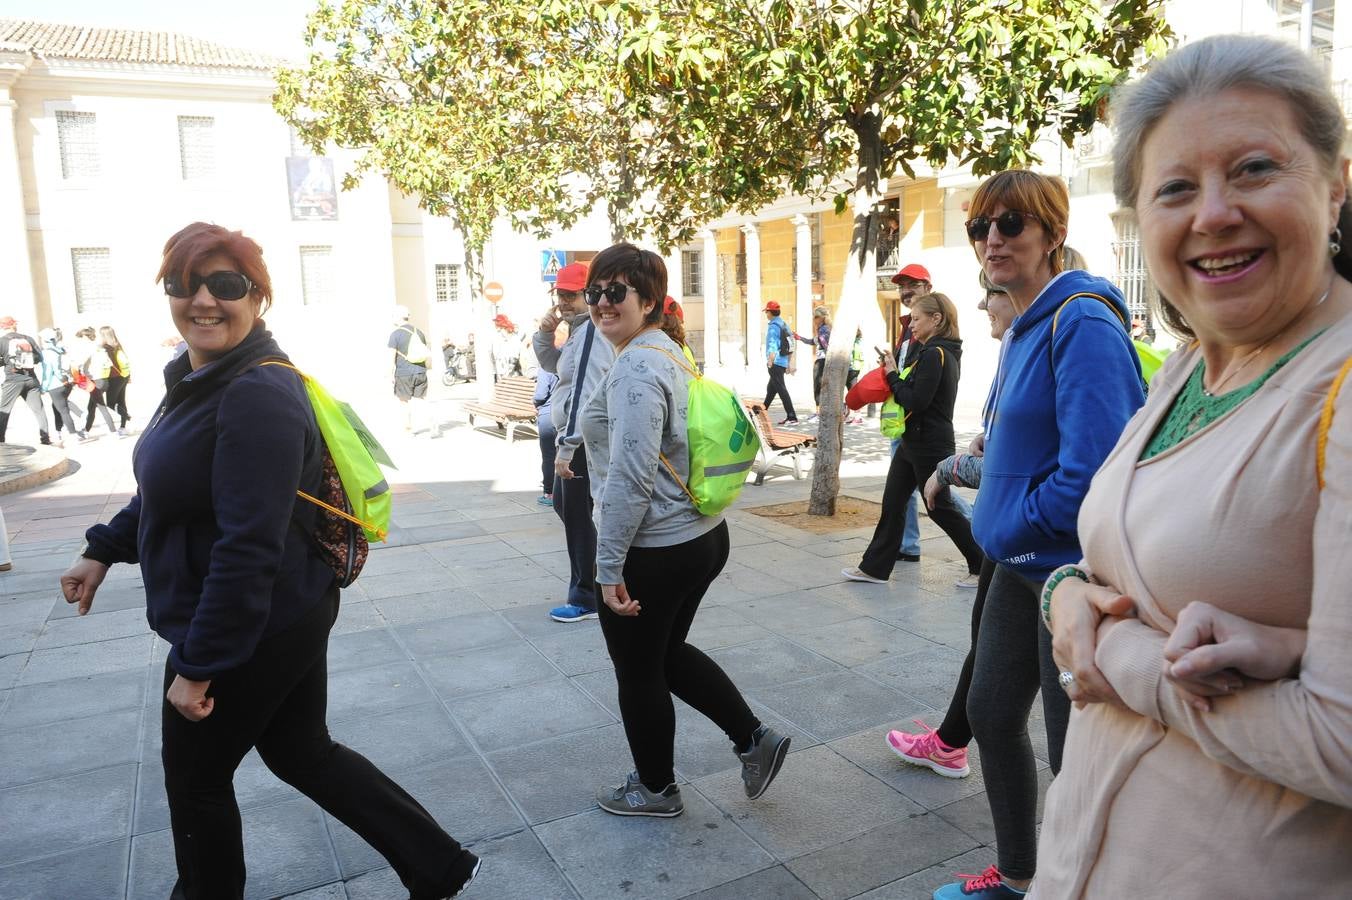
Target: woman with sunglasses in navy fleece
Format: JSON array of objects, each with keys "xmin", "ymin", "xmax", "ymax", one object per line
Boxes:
[
  {"xmin": 59, "ymin": 223, "xmax": 480, "ymax": 900},
  {"xmin": 928, "ymin": 172, "xmax": 1145, "ymax": 900}
]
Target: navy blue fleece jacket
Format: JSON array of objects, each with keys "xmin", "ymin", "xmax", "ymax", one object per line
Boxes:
[
  {"xmin": 82, "ymin": 325, "xmax": 334, "ymax": 679},
  {"xmin": 972, "ymin": 270, "xmax": 1145, "ymax": 579}
]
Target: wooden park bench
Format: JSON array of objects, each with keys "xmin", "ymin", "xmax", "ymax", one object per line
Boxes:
[
  {"xmin": 744, "ymin": 401, "xmax": 816, "ymax": 485},
  {"xmin": 464, "ymin": 375, "xmax": 538, "ymax": 443}
]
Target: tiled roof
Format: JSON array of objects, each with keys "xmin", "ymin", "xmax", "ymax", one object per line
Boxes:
[{"xmin": 0, "ymin": 19, "xmax": 280, "ymax": 69}]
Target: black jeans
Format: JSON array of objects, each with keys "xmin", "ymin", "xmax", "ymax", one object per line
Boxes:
[
  {"xmin": 859, "ymin": 443, "xmax": 983, "ymax": 580},
  {"xmin": 598, "ymin": 521, "xmax": 759, "ymax": 792},
  {"xmin": 85, "ymin": 383, "xmax": 117, "ymax": 432},
  {"xmin": 105, "ymin": 373, "xmax": 131, "ymax": 426},
  {"xmin": 936, "ymin": 555, "xmax": 997, "ymax": 748},
  {"xmin": 0, "ymin": 374, "xmax": 49, "ymax": 442},
  {"xmin": 160, "ymin": 588, "xmax": 474, "ymax": 900},
  {"xmin": 965, "ymin": 565, "xmax": 1071, "ymax": 880},
  {"xmin": 552, "ymin": 446, "xmax": 597, "ymax": 610},
  {"xmin": 763, "ymin": 365, "xmax": 797, "ymax": 419}
]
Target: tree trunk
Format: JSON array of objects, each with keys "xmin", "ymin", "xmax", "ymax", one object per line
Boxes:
[{"xmin": 807, "ymin": 117, "xmax": 887, "ymax": 516}]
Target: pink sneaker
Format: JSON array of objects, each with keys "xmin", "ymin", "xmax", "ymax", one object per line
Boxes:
[{"xmin": 886, "ymin": 719, "xmax": 971, "ymax": 778}]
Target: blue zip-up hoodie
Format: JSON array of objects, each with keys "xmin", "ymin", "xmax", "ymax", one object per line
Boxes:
[
  {"xmin": 972, "ymin": 270, "xmax": 1145, "ymax": 579},
  {"xmin": 765, "ymin": 316, "xmax": 790, "ymax": 367},
  {"xmin": 82, "ymin": 325, "xmax": 334, "ymax": 680}
]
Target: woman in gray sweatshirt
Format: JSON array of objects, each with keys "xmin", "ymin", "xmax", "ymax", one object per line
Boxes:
[{"xmin": 578, "ymin": 243, "xmax": 791, "ymax": 818}]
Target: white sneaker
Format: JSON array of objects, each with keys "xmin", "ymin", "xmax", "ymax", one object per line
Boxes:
[
  {"xmin": 954, "ymin": 573, "xmax": 980, "ymax": 589},
  {"xmin": 842, "ymin": 566, "xmax": 887, "ymax": 584}
]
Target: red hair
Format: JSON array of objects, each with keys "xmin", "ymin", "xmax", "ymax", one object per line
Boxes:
[{"xmin": 156, "ymin": 222, "xmax": 273, "ymax": 312}]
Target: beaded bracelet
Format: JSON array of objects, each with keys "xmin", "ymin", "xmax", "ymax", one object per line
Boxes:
[{"xmin": 1041, "ymin": 565, "xmax": 1090, "ymax": 630}]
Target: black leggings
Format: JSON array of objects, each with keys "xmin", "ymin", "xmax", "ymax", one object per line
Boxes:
[
  {"xmin": 859, "ymin": 443, "xmax": 983, "ymax": 580},
  {"xmin": 965, "ymin": 565, "xmax": 1071, "ymax": 881},
  {"xmin": 935, "ymin": 555, "xmax": 997, "ymax": 748},
  {"xmin": 812, "ymin": 358, "xmax": 825, "ymax": 407},
  {"xmin": 598, "ymin": 521, "xmax": 760, "ymax": 792},
  {"xmin": 85, "ymin": 383, "xmax": 117, "ymax": 432},
  {"xmin": 160, "ymin": 588, "xmax": 473, "ymax": 900},
  {"xmin": 104, "ymin": 373, "xmax": 130, "ymax": 426}
]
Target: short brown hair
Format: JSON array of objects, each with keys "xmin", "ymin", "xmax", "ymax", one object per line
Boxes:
[
  {"xmin": 911, "ymin": 292, "xmax": 961, "ymax": 341},
  {"xmin": 967, "ymin": 170, "xmax": 1070, "ymax": 275},
  {"xmin": 586, "ymin": 242, "xmax": 667, "ymax": 325},
  {"xmin": 156, "ymin": 222, "xmax": 273, "ymax": 313}
]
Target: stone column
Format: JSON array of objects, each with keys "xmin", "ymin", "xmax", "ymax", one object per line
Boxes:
[
  {"xmin": 0, "ymin": 56, "xmax": 37, "ymax": 327},
  {"xmin": 792, "ymin": 213, "xmax": 815, "ymax": 400},
  {"xmin": 701, "ymin": 229, "xmax": 719, "ymax": 369},
  {"xmin": 741, "ymin": 222, "xmax": 762, "ymax": 372}
]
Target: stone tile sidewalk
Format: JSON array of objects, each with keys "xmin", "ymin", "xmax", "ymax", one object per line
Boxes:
[{"xmin": 0, "ymin": 402, "xmax": 1047, "ymax": 900}]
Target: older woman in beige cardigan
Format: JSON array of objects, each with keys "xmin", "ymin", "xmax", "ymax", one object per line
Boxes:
[{"xmin": 1034, "ymin": 35, "xmax": 1352, "ymax": 898}]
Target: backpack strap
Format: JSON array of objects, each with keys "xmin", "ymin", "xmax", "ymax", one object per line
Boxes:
[
  {"xmin": 1047, "ymin": 292, "xmax": 1142, "ymax": 386},
  {"xmin": 1316, "ymin": 354, "xmax": 1352, "ymax": 490},
  {"xmin": 563, "ymin": 319, "xmax": 598, "ymax": 440}
]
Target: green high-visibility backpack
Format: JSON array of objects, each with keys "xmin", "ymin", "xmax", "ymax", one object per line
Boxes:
[
  {"xmin": 878, "ymin": 364, "xmax": 912, "ymax": 440},
  {"xmin": 632, "ymin": 345, "xmax": 760, "ymax": 516}
]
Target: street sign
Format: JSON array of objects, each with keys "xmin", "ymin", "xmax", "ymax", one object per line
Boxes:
[
  {"xmin": 540, "ymin": 250, "xmax": 566, "ymax": 283},
  {"xmin": 484, "ymin": 282, "xmax": 505, "ymax": 303}
]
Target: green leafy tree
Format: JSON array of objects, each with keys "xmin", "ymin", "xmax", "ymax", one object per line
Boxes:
[{"xmin": 604, "ymin": 0, "xmax": 1170, "ymax": 514}]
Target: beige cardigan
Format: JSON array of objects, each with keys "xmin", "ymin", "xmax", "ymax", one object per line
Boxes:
[{"xmin": 1032, "ymin": 314, "xmax": 1352, "ymax": 898}]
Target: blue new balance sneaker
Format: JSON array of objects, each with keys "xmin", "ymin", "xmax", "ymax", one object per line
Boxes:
[
  {"xmin": 933, "ymin": 866, "xmax": 1027, "ymax": 899},
  {"xmin": 549, "ymin": 603, "xmax": 598, "ymax": 623}
]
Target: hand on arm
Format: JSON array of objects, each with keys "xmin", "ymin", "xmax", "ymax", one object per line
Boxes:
[
  {"xmin": 1049, "ymin": 576, "xmax": 1136, "ymax": 708},
  {"xmin": 1161, "ymin": 601, "xmax": 1306, "ymax": 712}
]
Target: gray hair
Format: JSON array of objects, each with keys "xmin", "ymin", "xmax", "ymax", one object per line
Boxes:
[
  {"xmin": 1109, "ymin": 34, "xmax": 1350, "ymax": 337},
  {"xmin": 1111, "ymin": 34, "xmax": 1346, "ymax": 208}
]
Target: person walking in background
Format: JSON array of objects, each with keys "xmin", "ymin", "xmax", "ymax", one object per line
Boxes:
[
  {"xmin": 929, "ymin": 169, "xmax": 1145, "ymax": 900},
  {"xmin": 491, "ymin": 314, "xmax": 521, "ymax": 381},
  {"xmin": 843, "ymin": 293, "xmax": 984, "ymax": 588},
  {"xmin": 533, "ymin": 367, "xmax": 559, "ymax": 507},
  {"xmin": 762, "ymin": 301, "xmax": 797, "ymax": 424},
  {"xmin": 1035, "ymin": 35, "xmax": 1352, "ymax": 897},
  {"xmin": 793, "ymin": 306, "xmax": 831, "ymax": 422},
  {"xmin": 59, "ymin": 222, "xmax": 481, "ymax": 900},
  {"xmin": 38, "ymin": 327, "xmax": 88, "ymax": 447},
  {"xmin": 579, "ymin": 243, "xmax": 790, "ymax": 817},
  {"xmin": 75, "ymin": 326, "xmax": 119, "ymax": 437},
  {"xmin": 388, "ymin": 306, "xmax": 431, "ymax": 434},
  {"xmin": 98, "ymin": 326, "xmax": 133, "ymax": 435},
  {"xmin": 885, "ymin": 275, "xmax": 1014, "ymax": 780},
  {"xmin": 0, "ymin": 316, "xmax": 51, "ymax": 446},
  {"xmin": 532, "ymin": 261, "xmax": 614, "ymax": 624}
]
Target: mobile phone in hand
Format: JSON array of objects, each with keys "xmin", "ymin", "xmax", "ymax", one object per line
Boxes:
[{"xmin": 876, "ymin": 345, "xmax": 890, "ymax": 359}]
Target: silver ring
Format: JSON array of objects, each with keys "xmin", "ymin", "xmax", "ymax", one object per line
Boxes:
[{"xmin": 1058, "ymin": 670, "xmax": 1075, "ymax": 689}]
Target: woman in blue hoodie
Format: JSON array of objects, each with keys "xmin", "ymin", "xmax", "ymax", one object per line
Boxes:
[
  {"xmin": 930, "ymin": 172, "xmax": 1145, "ymax": 900},
  {"xmin": 58, "ymin": 223, "xmax": 480, "ymax": 900}
]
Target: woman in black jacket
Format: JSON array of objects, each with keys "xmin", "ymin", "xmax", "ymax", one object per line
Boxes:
[
  {"xmin": 843, "ymin": 292, "xmax": 983, "ymax": 585},
  {"xmin": 59, "ymin": 223, "xmax": 480, "ymax": 900}
]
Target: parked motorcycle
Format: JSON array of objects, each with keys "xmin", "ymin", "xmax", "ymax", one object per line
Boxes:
[{"xmin": 442, "ymin": 340, "xmax": 476, "ymax": 386}]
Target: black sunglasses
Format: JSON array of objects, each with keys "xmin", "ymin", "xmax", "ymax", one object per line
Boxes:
[
  {"xmin": 964, "ymin": 210, "xmax": 1042, "ymax": 242},
  {"xmin": 164, "ymin": 270, "xmax": 255, "ymax": 301},
  {"xmin": 584, "ymin": 283, "xmax": 630, "ymax": 306}
]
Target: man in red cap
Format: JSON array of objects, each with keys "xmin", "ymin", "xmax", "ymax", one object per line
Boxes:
[
  {"xmin": 889, "ymin": 262, "xmax": 932, "ymax": 364},
  {"xmin": 0, "ymin": 316, "xmax": 52, "ymax": 446},
  {"xmin": 762, "ymin": 300, "xmax": 798, "ymax": 424},
  {"xmin": 533, "ymin": 260, "xmax": 617, "ymax": 624}
]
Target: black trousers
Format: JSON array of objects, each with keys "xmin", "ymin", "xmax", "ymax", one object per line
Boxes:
[
  {"xmin": 160, "ymin": 588, "xmax": 474, "ymax": 900},
  {"xmin": 552, "ymin": 446, "xmax": 597, "ymax": 610},
  {"xmin": 0, "ymin": 374, "xmax": 49, "ymax": 442},
  {"xmin": 598, "ymin": 521, "xmax": 759, "ymax": 792},
  {"xmin": 763, "ymin": 365, "xmax": 797, "ymax": 419},
  {"xmin": 812, "ymin": 358, "xmax": 825, "ymax": 407},
  {"xmin": 936, "ymin": 555, "xmax": 997, "ymax": 748},
  {"xmin": 85, "ymin": 383, "xmax": 117, "ymax": 432},
  {"xmin": 966, "ymin": 565, "xmax": 1071, "ymax": 880},
  {"xmin": 859, "ymin": 443, "xmax": 983, "ymax": 579},
  {"xmin": 105, "ymin": 373, "xmax": 131, "ymax": 426},
  {"xmin": 47, "ymin": 384, "xmax": 83, "ymax": 434}
]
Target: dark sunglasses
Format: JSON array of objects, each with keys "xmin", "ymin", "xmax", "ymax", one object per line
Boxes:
[
  {"xmin": 163, "ymin": 270, "xmax": 255, "ymax": 301},
  {"xmin": 964, "ymin": 210, "xmax": 1041, "ymax": 242},
  {"xmin": 583, "ymin": 283, "xmax": 630, "ymax": 306}
]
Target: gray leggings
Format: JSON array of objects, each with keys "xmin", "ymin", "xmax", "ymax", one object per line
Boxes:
[{"xmin": 966, "ymin": 564, "xmax": 1071, "ymax": 881}]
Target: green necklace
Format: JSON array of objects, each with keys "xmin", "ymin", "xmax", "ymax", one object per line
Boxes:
[{"xmin": 1142, "ymin": 329, "xmax": 1326, "ymax": 460}]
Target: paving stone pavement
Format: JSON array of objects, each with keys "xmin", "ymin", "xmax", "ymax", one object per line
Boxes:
[{"xmin": 0, "ymin": 396, "xmax": 1047, "ymax": 900}]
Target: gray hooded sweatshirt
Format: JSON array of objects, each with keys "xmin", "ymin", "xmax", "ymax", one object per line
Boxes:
[{"xmin": 533, "ymin": 312, "xmax": 616, "ymax": 464}]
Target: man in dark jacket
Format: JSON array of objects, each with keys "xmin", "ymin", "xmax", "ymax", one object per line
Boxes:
[{"xmin": 0, "ymin": 316, "xmax": 51, "ymax": 445}]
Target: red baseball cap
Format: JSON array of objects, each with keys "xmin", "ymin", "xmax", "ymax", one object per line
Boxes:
[
  {"xmin": 890, "ymin": 263, "xmax": 931, "ymax": 285},
  {"xmin": 554, "ymin": 262, "xmax": 589, "ymax": 292},
  {"xmin": 663, "ymin": 296, "xmax": 684, "ymax": 321},
  {"xmin": 763, "ymin": 300, "xmax": 781, "ymax": 312}
]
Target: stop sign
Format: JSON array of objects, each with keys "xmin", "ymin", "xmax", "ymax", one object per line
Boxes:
[{"xmin": 484, "ymin": 282, "xmax": 505, "ymax": 303}]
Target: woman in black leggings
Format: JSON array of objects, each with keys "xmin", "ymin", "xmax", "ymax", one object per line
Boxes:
[
  {"xmin": 843, "ymin": 292, "xmax": 982, "ymax": 586},
  {"xmin": 98, "ymin": 326, "xmax": 132, "ymax": 431},
  {"xmin": 576, "ymin": 243, "xmax": 790, "ymax": 817}
]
